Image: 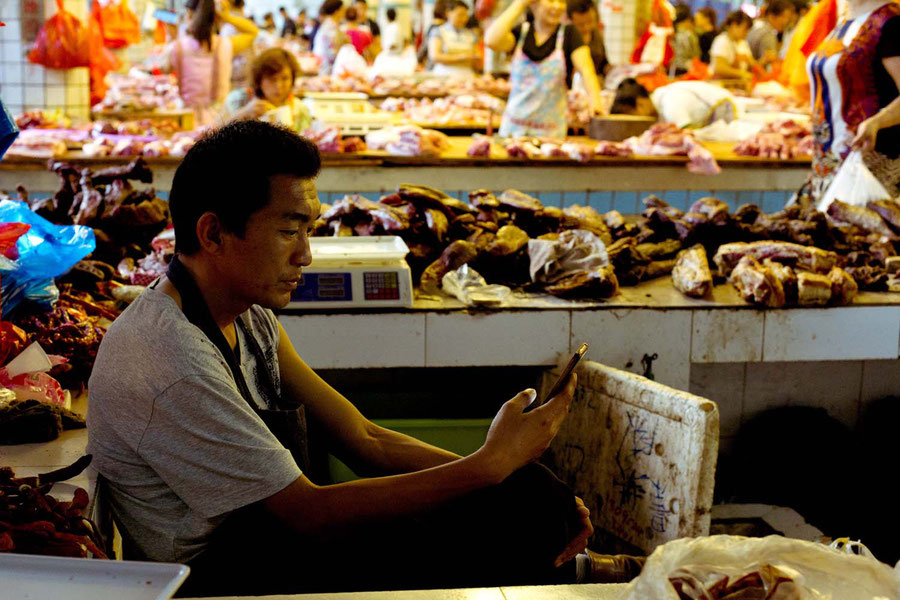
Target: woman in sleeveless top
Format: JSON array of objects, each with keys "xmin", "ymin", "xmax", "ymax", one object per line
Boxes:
[
  {"xmin": 485, "ymin": 0, "xmax": 603, "ymax": 139},
  {"xmin": 172, "ymin": 0, "xmax": 257, "ymax": 127},
  {"xmin": 808, "ymin": 0, "xmax": 900, "ymax": 198}
]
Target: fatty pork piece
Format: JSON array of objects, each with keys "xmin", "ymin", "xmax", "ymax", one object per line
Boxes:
[
  {"xmin": 672, "ymin": 245, "xmax": 713, "ymax": 297},
  {"xmin": 642, "ymin": 195, "xmax": 685, "ymax": 220},
  {"xmin": 398, "ymin": 183, "xmax": 475, "ymax": 218},
  {"xmin": 688, "ymin": 197, "xmax": 730, "ymax": 225},
  {"xmin": 827, "ymin": 199, "xmax": 898, "ymax": 239},
  {"xmin": 731, "ymin": 255, "xmax": 786, "ymax": 307},
  {"xmin": 498, "ymin": 189, "xmax": 544, "ymax": 213},
  {"xmin": 867, "ymin": 199, "xmax": 900, "ymax": 233},
  {"xmin": 469, "ymin": 189, "xmax": 500, "ymax": 209},
  {"xmin": 636, "ymin": 238, "xmax": 682, "ymax": 260},
  {"xmin": 69, "ymin": 170, "xmax": 104, "ymax": 225},
  {"xmin": 563, "ymin": 205, "xmax": 613, "ymax": 244},
  {"xmin": 762, "ymin": 259, "xmax": 798, "ymax": 303},
  {"xmin": 106, "ymin": 193, "xmax": 170, "ymax": 229},
  {"xmin": 419, "ymin": 240, "xmax": 478, "ymax": 293},
  {"xmin": 424, "ymin": 208, "xmax": 449, "ymax": 241},
  {"xmin": 630, "ymin": 259, "xmax": 677, "ymax": 281},
  {"xmin": 829, "ymin": 266, "xmax": 858, "ymax": 305},
  {"xmin": 713, "ymin": 241, "xmax": 839, "ymax": 276},
  {"xmin": 797, "ymin": 271, "xmax": 832, "ymax": 306},
  {"xmin": 91, "ymin": 158, "xmax": 153, "ymax": 186},
  {"xmin": 324, "ymin": 194, "xmax": 410, "ymax": 234},
  {"xmin": 543, "ymin": 265, "xmax": 619, "ymax": 299},
  {"xmin": 487, "ymin": 225, "xmax": 530, "ymax": 256}
]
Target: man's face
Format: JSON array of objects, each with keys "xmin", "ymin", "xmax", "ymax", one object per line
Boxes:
[
  {"xmin": 355, "ymin": 2, "xmax": 367, "ymax": 21},
  {"xmin": 771, "ymin": 10, "xmax": 794, "ymax": 32},
  {"xmin": 570, "ymin": 9, "xmax": 597, "ymax": 44},
  {"xmin": 220, "ymin": 175, "xmax": 319, "ymax": 309}
]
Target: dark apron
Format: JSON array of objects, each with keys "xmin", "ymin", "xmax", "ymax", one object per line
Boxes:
[{"xmin": 165, "ymin": 255, "xmax": 311, "ymax": 473}]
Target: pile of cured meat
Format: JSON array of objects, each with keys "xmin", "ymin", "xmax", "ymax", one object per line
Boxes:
[
  {"xmin": 1, "ymin": 160, "xmax": 174, "ymax": 388},
  {"xmin": 733, "ymin": 120, "xmax": 814, "ymax": 159},
  {"xmin": 314, "ymin": 181, "xmax": 900, "ymax": 307},
  {"xmin": 0, "ymin": 460, "xmax": 107, "ymax": 558},
  {"xmin": 670, "ymin": 563, "xmax": 802, "ymax": 600}
]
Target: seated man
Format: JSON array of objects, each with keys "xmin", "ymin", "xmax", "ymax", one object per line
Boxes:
[{"xmin": 87, "ymin": 121, "xmax": 642, "ymax": 596}]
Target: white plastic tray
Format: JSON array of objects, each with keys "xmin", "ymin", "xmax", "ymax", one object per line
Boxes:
[
  {"xmin": 310, "ymin": 235, "xmax": 410, "ymax": 263},
  {"xmin": 0, "ymin": 554, "xmax": 189, "ymax": 600}
]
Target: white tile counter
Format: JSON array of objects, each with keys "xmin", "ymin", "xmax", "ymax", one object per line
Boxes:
[
  {"xmin": 200, "ymin": 583, "xmax": 627, "ymax": 600},
  {"xmin": 279, "ymin": 279, "xmax": 900, "ymax": 391}
]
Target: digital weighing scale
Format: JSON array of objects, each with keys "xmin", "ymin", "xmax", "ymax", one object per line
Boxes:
[{"xmin": 287, "ymin": 236, "xmax": 414, "ymax": 309}]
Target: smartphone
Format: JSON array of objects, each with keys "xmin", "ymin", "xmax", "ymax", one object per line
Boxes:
[{"xmin": 528, "ymin": 343, "xmax": 588, "ymax": 411}]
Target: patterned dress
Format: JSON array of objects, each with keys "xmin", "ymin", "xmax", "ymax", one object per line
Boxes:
[{"xmin": 807, "ymin": 3, "xmax": 900, "ymax": 198}]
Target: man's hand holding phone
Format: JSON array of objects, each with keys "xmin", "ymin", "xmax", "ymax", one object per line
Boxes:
[{"xmin": 474, "ymin": 372, "xmax": 578, "ymax": 484}]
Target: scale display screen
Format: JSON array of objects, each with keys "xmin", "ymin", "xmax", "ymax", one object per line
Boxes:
[{"xmin": 292, "ymin": 273, "xmax": 352, "ymax": 302}]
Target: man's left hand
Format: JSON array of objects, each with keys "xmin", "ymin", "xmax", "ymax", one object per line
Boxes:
[{"xmin": 554, "ymin": 496, "xmax": 593, "ymax": 567}]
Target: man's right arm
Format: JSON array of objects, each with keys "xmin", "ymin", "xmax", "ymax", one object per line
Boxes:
[{"xmin": 262, "ymin": 376, "xmax": 577, "ymax": 539}]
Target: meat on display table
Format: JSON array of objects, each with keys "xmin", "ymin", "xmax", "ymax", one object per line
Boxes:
[{"xmin": 0, "ymin": 139, "xmax": 810, "ymax": 201}]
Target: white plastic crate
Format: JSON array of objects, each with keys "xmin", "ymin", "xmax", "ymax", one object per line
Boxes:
[
  {"xmin": 543, "ymin": 358, "xmax": 719, "ymax": 554},
  {"xmin": 302, "ymin": 92, "xmax": 396, "ymax": 135}
]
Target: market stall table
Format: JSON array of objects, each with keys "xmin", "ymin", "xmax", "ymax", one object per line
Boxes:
[{"xmin": 0, "ymin": 139, "xmax": 811, "ymax": 202}]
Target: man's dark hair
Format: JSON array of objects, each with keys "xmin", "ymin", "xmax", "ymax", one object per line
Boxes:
[
  {"xmin": 673, "ymin": 2, "xmax": 691, "ymax": 24},
  {"xmin": 345, "ymin": 6, "xmax": 358, "ymax": 21},
  {"xmin": 320, "ymin": 0, "xmax": 343, "ymax": 16},
  {"xmin": 765, "ymin": 0, "xmax": 794, "ymax": 16},
  {"xmin": 448, "ymin": 0, "xmax": 468, "ymax": 12},
  {"xmin": 169, "ymin": 121, "xmax": 321, "ymax": 255},
  {"xmin": 566, "ymin": 0, "xmax": 595, "ymax": 18},
  {"xmin": 723, "ymin": 10, "xmax": 752, "ymax": 28},
  {"xmin": 697, "ymin": 7, "xmax": 717, "ymax": 28},
  {"xmin": 386, "ymin": 7, "xmax": 397, "ymax": 20},
  {"xmin": 279, "ymin": 6, "xmax": 288, "ymax": 12},
  {"xmin": 232, "ymin": 0, "xmax": 245, "ymax": 8},
  {"xmin": 609, "ymin": 78, "xmax": 649, "ymax": 114}
]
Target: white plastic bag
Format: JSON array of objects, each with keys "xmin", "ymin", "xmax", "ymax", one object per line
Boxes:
[
  {"xmin": 620, "ymin": 535, "xmax": 900, "ymax": 600},
  {"xmin": 817, "ymin": 151, "xmax": 892, "ymax": 213},
  {"xmin": 441, "ymin": 264, "xmax": 510, "ymax": 306},
  {"xmin": 331, "ymin": 44, "xmax": 367, "ymax": 78}
]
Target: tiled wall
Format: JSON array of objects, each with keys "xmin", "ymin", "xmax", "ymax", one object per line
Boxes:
[
  {"xmin": 689, "ymin": 359, "xmax": 900, "ymax": 454},
  {"xmin": 600, "ymin": 0, "xmax": 648, "ymax": 67},
  {"xmin": 0, "ymin": 0, "xmax": 90, "ymax": 119},
  {"xmin": 321, "ymin": 188, "xmax": 794, "ymax": 213}
]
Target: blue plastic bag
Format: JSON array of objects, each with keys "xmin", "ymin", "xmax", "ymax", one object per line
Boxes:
[
  {"xmin": 0, "ymin": 200, "xmax": 96, "ymax": 315},
  {"xmin": 0, "ymin": 98, "xmax": 18, "ymax": 160}
]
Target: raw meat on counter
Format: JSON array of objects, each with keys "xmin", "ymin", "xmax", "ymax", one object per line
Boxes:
[
  {"xmin": 4, "ymin": 135, "xmax": 67, "ymax": 158},
  {"xmin": 624, "ymin": 123, "xmax": 721, "ymax": 174},
  {"xmin": 93, "ymin": 71, "xmax": 183, "ymax": 112},
  {"xmin": 467, "ymin": 136, "xmax": 492, "ymax": 157},
  {"xmin": 303, "ymin": 123, "xmax": 367, "ymax": 153},
  {"xmin": 379, "ymin": 94, "xmax": 505, "ymax": 126},
  {"xmin": 733, "ymin": 119, "xmax": 814, "ymax": 159},
  {"xmin": 365, "ymin": 125, "xmax": 450, "ymax": 156},
  {"xmin": 713, "ymin": 241, "xmax": 840, "ymax": 276},
  {"xmin": 671, "ymin": 244, "xmax": 712, "ymax": 297}
]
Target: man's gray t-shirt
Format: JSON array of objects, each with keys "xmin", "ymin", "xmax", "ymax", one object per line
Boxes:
[{"xmin": 86, "ymin": 286, "xmax": 302, "ymax": 563}]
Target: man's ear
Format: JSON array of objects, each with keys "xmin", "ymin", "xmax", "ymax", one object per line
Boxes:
[{"xmin": 195, "ymin": 211, "xmax": 226, "ymax": 254}]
